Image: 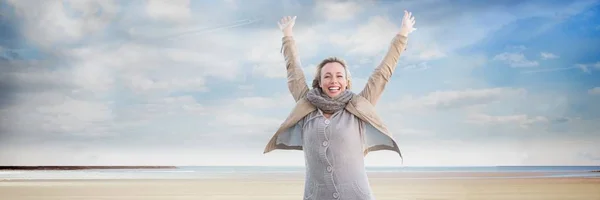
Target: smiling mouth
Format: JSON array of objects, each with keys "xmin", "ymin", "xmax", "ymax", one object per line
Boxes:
[{"xmin": 328, "ymin": 87, "xmax": 340, "ymax": 93}]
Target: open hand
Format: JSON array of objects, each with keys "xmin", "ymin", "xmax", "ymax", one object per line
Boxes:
[
  {"xmin": 278, "ymin": 16, "xmax": 296, "ymax": 36},
  {"xmin": 399, "ymin": 10, "xmax": 416, "ymax": 36}
]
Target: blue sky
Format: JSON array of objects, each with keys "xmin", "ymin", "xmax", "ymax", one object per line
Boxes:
[{"xmin": 0, "ymin": 0, "xmax": 599, "ymax": 166}]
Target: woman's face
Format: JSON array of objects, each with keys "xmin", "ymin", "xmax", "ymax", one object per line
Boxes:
[{"xmin": 320, "ymin": 62, "xmax": 348, "ymax": 98}]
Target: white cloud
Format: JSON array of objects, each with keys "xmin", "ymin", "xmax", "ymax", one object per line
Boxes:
[
  {"xmin": 247, "ymin": 27, "xmax": 323, "ymax": 79},
  {"xmin": 314, "ymin": 1, "xmax": 363, "ymax": 21},
  {"xmin": 6, "ymin": 0, "xmax": 118, "ymax": 48},
  {"xmin": 390, "ymin": 88, "xmax": 527, "ymax": 111},
  {"xmin": 0, "ymin": 92, "xmax": 114, "ymax": 136},
  {"xmin": 1, "ymin": 1, "xmax": 241, "ymax": 140},
  {"xmin": 223, "ymin": 0, "xmax": 237, "ymax": 9},
  {"xmin": 70, "ymin": 58, "xmax": 116, "ymax": 93},
  {"xmin": 125, "ymin": 75, "xmax": 208, "ymax": 95},
  {"xmin": 574, "ymin": 61, "xmax": 600, "ymax": 73},
  {"xmin": 213, "ymin": 112, "xmax": 281, "ymax": 130},
  {"xmin": 540, "ymin": 52, "xmax": 559, "ymax": 60},
  {"xmin": 146, "ymin": 0, "xmax": 191, "ymax": 22},
  {"xmin": 493, "ymin": 52, "xmax": 539, "ymax": 67},
  {"xmin": 522, "ymin": 61, "xmax": 599, "ymax": 74},
  {"xmin": 417, "ymin": 47, "xmax": 446, "ymax": 60},
  {"xmin": 365, "ymin": 137, "xmax": 600, "ymax": 166},
  {"xmin": 200, "ymin": 93, "xmax": 297, "ymax": 138},
  {"xmin": 227, "ymin": 94, "xmax": 294, "ymax": 110},
  {"xmin": 141, "ymin": 96, "xmax": 205, "ymax": 115},
  {"xmin": 328, "ymin": 15, "xmax": 400, "ymax": 56},
  {"xmin": 403, "ymin": 62, "xmax": 430, "ymax": 71},
  {"xmin": 465, "ymin": 113, "xmax": 549, "ymax": 128},
  {"xmin": 2, "ymin": 0, "xmax": 599, "ymax": 167},
  {"xmin": 108, "ymin": 95, "xmax": 206, "ymax": 135},
  {"xmin": 588, "ymin": 87, "xmax": 600, "ymax": 95}
]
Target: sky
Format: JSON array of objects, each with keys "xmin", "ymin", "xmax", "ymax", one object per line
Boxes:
[{"xmin": 0, "ymin": 0, "xmax": 599, "ymax": 167}]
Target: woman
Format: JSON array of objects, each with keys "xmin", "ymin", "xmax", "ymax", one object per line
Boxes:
[{"xmin": 264, "ymin": 11, "xmax": 416, "ymax": 200}]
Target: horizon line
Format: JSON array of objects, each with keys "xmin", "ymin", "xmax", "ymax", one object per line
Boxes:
[{"xmin": 2, "ymin": 165, "xmax": 599, "ymax": 167}]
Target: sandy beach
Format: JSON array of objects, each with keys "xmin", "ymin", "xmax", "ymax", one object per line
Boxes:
[{"xmin": 1, "ymin": 172, "xmax": 599, "ymax": 200}]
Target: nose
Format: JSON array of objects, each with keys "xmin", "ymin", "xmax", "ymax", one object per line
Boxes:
[{"xmin": 330, "ymin": 76, "xmax": 341, "ymax": 84}]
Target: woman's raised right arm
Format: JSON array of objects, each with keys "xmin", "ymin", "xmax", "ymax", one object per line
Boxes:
[{"xmin": 279, "ymin": 16, "xmax": 309, "ymax": 102}]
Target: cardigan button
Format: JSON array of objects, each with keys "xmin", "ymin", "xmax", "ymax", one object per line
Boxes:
[
  {"xmin": 322, "ymin": 141, "xmax": 329, "ymax": 147},
  {"xmin": 333, "ymin": 192, "xmax": 339, "ymax": 198}
]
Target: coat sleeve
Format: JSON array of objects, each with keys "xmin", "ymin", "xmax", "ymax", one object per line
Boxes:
[
  {"xmin": 358, "ymin": 34, "xmax": 408, "ymax": 105},
  {"xmin": 281, "ymin": 36, "xmax": 310, "ymax": 102}
]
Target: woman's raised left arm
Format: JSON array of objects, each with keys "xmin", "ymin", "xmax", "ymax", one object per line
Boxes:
[{"xmin": 358, "ymin": 10, "xmax": 416, "ymax": 105}]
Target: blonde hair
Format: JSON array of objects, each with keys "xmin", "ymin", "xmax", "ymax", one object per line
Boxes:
[{"xmin": 311, "ymin": 57, "xmax": 352, "ymax": 89}]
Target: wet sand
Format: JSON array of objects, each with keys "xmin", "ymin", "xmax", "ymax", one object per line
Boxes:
[{"xmin": 1, "ymin": 172, "xmax": 599, "ymax": 200}]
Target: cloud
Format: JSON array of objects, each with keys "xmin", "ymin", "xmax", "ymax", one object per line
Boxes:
[
  {"xmin": 126, "ymin": 75, "xmax": 208, "ymax": 95},
  {"xmin": 6, "ymin": 0, "xmax": 119, "ymax": 49},
  {"xmin": 540, "ymin": 52, "xmax": 559, "ymax": 60},
  {"xmin": 493, "ymin": 52, "xmax": 539, "ymax": 67},
  {"xmin": 249, "ymin": 28, "xmax": 323, "ymax": 79},
  {"xmin": 589, "ymin": 87, "xmax": 600, "ymax": 95},
  {"xmin": 146, "ymin": 0, "xmax": 191, "ymax": 23},
  {"xmin": 314, "ymin": 1, "xmax": 363, "ymax": 21},
  {"xmin": 225, "ymin": 94, "xmax": 294, "ymax": 110},
  {"xmin": 575, "ymin": 61, "xmax": 600, "ymax": 73},
  {"xmin": 0, "ymin": 91, "xmax": 114, "ymax": 137},
  {"xmin": 465, "ymin": 113, "xmax": 549, "ymax": 128},
  {"xmin": 390, "ymin": 87, "xmax": 526, "ymax": 111},
  {"xmin": 1, "ymin": 0, "xmax": 599, "ymax": 166},
  {"xmin": 520, "ymin": 61, "xmax": 599, "ymax": 74},
  {"xmin": 328, "ymin": 15, "xmax": 400, "ymax": 56},
  {"xmin": 0, "ymin": 0, "xmax": 254, "ymax": 142},
  {"xmin": 402, "ymin": 62, "xmax": 430, "ymax": 71},
  {"xmin": 579, "ymin": 152, "xmax": 600, "ymax": 161}
]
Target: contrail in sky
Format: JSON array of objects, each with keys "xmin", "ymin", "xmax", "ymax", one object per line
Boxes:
[
  {"xmin": 95, "ymin": 18, "xmax": 262, "ymax": 52},
  {"xmin": 162, "ymin": 18, "xmax": 261, "ymax": 41},
  {"xmin": 0, "ymin": 18, "xmax": 262, "ymax": 55}
]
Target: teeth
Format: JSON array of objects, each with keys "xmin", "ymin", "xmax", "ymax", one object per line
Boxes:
[{"xmin": 329, "ymin": 87, "xmax": 340, "ymax": 91}]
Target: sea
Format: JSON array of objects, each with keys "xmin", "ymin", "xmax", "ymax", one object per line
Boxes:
[{"xmin": 1, "ymin": 166, "xmax": 599, "ymax": 180}]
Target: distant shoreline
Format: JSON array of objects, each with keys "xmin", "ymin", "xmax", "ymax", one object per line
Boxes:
[
  {"xmin": 0, "ymin": 166, "xmax": 178, "ymax": 170},
  {"xmin": 1, "ymin": 166, "xmax": 598, "ymax": 172}
]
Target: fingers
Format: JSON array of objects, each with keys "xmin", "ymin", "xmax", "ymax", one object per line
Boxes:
[
  {"xmin": 279, "ymin": 16, "xmax": 297, "ymax": 23},
  {"xmin": 403, "ymin": 10, "xmax": 414, "ymax": 24},
  {"xmin": 402, "ymin": 10, "xmax": 415, "ymax": 26},
  {"xmin": 278, "ymin": 16, "xmax": 297, "ymax": 30}
]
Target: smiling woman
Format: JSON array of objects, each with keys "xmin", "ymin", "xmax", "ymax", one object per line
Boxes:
[
  {"xmin": 263, "ymin": 11, "xmax": 416, "ymax": 200},
  {"xmin": 311, "ymin": 57, "xmax": 352, "ymax": 99}
]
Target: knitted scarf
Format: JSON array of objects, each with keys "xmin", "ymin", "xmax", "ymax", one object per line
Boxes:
[{"xmin": 306, "ymin": 88, "xmax": 355, "ymax": 114}]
